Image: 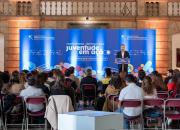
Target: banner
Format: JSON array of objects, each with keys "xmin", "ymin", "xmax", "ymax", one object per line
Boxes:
[{"xmin": 20, "ymin": 29, "xmax": 156, "ymax": 77}]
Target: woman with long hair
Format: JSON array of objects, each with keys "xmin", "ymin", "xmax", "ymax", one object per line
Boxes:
[
  {"xmin": 142, "ymin": 76, "xmax": 157, "ymax": 98},
  {"xmin": 103, "ymin": 75, "xmax": 124, "ymax": 111}
]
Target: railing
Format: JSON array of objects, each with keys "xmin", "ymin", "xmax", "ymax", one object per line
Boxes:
[
  {"xmin": 16, "ymin": 1, "xmax": 32, "ymax": 16},
  {"xmin": 168, "ymin": 1, "xmax": 180, "ymax": 16},
  {"xmin": 1, "ymin": 0, "xmax": 180, "ymax": 17},
  {"xmin": 40, "ymin": 0, "xmax": 137, "ymax": 16},
  {"xmin": 0, "ymin": 1, "xmax": 32, "ymax": 16},
  {"xmin": 145, "ymin": 2, "xmax": 160, "ymax": 16},
  {"xmin": 0, "ymin": 1, "xmax": 15, "ymax": 16}
]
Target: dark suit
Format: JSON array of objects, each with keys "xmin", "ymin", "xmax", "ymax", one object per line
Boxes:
[
  {"xmin": 80, "ymin": 76, "xmax": 98, "ymax": 90},
  {"xmin": 116, "ymin": 51, "xmax": 130, "ymax": 73}
]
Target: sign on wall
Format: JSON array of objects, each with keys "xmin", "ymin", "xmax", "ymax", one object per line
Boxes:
[{"xmin": 20, "ymin": 29, "xmax": 156, "ymax": 77}]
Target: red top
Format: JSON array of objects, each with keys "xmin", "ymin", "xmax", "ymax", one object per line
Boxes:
[{"xmin": 167, "ymin": 82, "xmax": 177, "ymax": 97}]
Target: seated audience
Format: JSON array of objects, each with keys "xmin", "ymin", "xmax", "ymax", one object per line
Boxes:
[
  {"xmin": 80, "ymin": 68, "xmax": 98, "ymax": 106},
  {"xmin": 102, "ymin": 68, "xmax": 112, "ymax": 85},
  {"xmin": 64, "ymin": 69, "xmax": 78, "ymax": 90},
  {"xmin": 47, "ymin": 70, "xmax": 55, "ymax": 85},
  {"xmin": 9, "ymin": 74, "xmax": 24, "ymax": 95},
  {"xmin": 103, "ymin": 75, "xmax": 124, "ymax": 111},
  {"xmin": 137, "ymin": 69, "xmax": 146, "ymax": 87},
  {"xmin": 19, "ymin": 72, "xmax": 27, "ymax": 86},
  {"xmin": 142, "ymin": 76, "xmax": 157, "ymax": 99},
  {"xmin": 80, "ymin": 68, "xmax": 98, "ymax": 90},
  {"xmin": 69, "ymin": 66, "xmax": 80, "ymax": 88},
  {"xmin": 40, "ymin": 72, "xmax": 50, "ymax": 89},
  {"xmin": 117, "ymin": 74, "xmax": 144, "ymax": 129},
  {"xmin": 1, "ymin": 72, "xmax": 10, "ymax": 94},
  {"xmin": 142, "ymin": 76, "xmax": 162, "ymax": 126},
  {"xmin": 20, "ymin": 77, "xmax": 45, "ymax": 112},
  {"xmin": 51, "ymin": 71, "xmax": 75, "ymax": 107},
  {"xmin": 35, "ymin": 73, "xmax": 50, "ymax": 97},
  {"xmin": 164, "ymin": 69, "xmax": 173, "ymax": 85},
  {"xmin": 167, "ymin": 73, "xmax": 179, "ymax": 97},
  {"xmin": 101, "ymin": 68, "xmax": 112, "ymax": 93},
  {"xmin": 50, "ymin": 71, "xmax": 66, "ymax": 95},
  {"xmin": 150, "ymin": 71, "xmax": 167, "ymax": 91}
]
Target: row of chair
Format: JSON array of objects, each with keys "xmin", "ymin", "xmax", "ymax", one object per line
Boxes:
[
  {"xmin": 108, "ymin": 94, "xmax": 180, "ymax": 129},
  {"xmin": 0, "ymin": 84, "xmax": 97, "ymax": 130},
  {"xmin": 0, "ymin": 96, "xmax": 47, "ymax": 130}
]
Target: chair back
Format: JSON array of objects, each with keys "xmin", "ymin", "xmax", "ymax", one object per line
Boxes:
[
  {"xmin": 82, "ymin": 84, "xmax": 96, "ymax": 100},
  {"xmin": 144, "ymin": 98, "xmax": 164, "ymax": 107},
  {"xmin": 2, "ymin": 95, "xmax": 24, "ymax": 114},
  {"xmin": 113, "ymin": 96, "xmax": 119, "ymax": 111},
  {"xmin": 165, "ymin": 99, "xmax": 180, "ymax": 107},
  {"xmin": 164, "ymin": 99, "xmax": 180, "ymax": 129},
  {"xmin": 108, "ymin": 94, "xmax": 116, "ymax": 100},
  {"xmin": 157, "ymin": 93, "xmax": 168, "ymax": 100},
  {"xmin": 113, "ymin": 96, "xmax": 119, "ymax": 102},
  {"xmin": 25, "ymin": 96, "xmax": 47, "ymax": 105},
  {"xmin": 121, "ymin": 99, "xmax": 142, "ymax": 107}
]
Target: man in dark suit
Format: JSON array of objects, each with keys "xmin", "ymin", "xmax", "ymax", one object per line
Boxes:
[
  {"xmin": 80, "ymin": 68, "xmax": 98, "ymax": 90},
  {"xmin": 116, "ymin": 44, "xmax": 130, "ymax": 73},
  {"xmin": 80, "ymin": 68, "xmax": 98, "ymax": 107}
]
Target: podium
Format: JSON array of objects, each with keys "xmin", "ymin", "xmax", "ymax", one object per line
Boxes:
[
  {"xmin": 58, "ymin": 110, "xmax": 123, "ymax": 130},
  {"xmin": 115, "ymin": 58, "xmax": 129, "ymax": 72}
]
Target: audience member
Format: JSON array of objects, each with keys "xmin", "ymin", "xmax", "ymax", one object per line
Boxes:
[
  {"xmin": 103, "ymin": 75, "xmax": 124, "ymax": 111},
  {"xmin": 102, "ymin": 68, "xmax": 112, "ymax": 85},
  {"xmin": 51, "ymin": 71, "xmax": 75, "ymax": 107},
  {"xmin": 1, "ymin": 72, "xmax": 10, "ymax": 94},
  {"xmin": 50, "ymin": 71, "xmax": 66, "ymax": 95},
  {"xmin": 150, "ymin": 71, "xmax": 167, "ymax": 91},
  {"xmin": 69, "ymin": 66, "xmax": 80, "ymax": 88},
  {"xmin": 142, "ymin": 76, "xmax": 157, "ymax": 98},
  {"xmin": 19, "ymin": 72, "xmax": 27, "ymax": 86},
  {"xmin": 117, "ymin": 74, "xmax": 144, "ymax": 129},
  {"xmin": 142, "ymin": 76, "xmax": 161, "ymax": 125},
  {"xmin": 80, "ymin": 68, "xmax": 98, "ymax": 90},
  {"xmin": 20, "ymin": 76, "xmax": 45, "ymax": 112},
  {"xmin": 167, "ymin": 74, "xmax": 178, "ymax": 97},
  {"xmin": 137, "ymin": 69, "xmax": 146, "ymax": 87},
  {"xmin": 164, "ymin": 69, "xmax": 173, "ymax": 85},
  {"xmin": 64, "ymin": 69, "xmax": 78, "ymax": 90},
  {"xmin": 9, "ymin": 73, "xmax": 24, "ymax": 95},
  {"xmin": 35, "ymin": 73, "xmax": 50, "ymax": 96}
]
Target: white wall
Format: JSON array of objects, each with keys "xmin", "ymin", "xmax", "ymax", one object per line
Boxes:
[
  {"xmin": 172, "ymin": 33, "xmax": 180, "ymax": 70},
  {"xmin": 0, "ymin": 34, "xmax": 4, "ymax": 71}
]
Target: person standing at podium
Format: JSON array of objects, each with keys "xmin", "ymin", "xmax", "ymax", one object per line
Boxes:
[{"xmin": 116, "ymin": 44, "xmax": 130, "ymax": 73}]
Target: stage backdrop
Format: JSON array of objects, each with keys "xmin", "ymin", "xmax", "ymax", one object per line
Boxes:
[{"xmin": 20, "ymin": 29, "xmax": 156, "ymax": 77}]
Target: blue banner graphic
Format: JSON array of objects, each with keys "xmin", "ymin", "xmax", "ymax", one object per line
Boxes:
[{"xmin": 20, "ymin": 29, "xmax": 156, "ymax": 78}]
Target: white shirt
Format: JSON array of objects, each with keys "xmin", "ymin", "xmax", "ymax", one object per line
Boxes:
[
  {"xmin": 20, "ymin": 85, "xmax": 45, "ymax": 112},
  {"xmin": 119, "ymin": 83, "xmax": 144, "ymax": 116},
  {"xmin": 122, "ymin": 52, "xmax": 125, "ymax": 58}
]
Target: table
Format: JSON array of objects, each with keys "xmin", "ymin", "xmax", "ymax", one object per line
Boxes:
[{"xmin": 58, "ymin": 110, "xmax": 123, "ymax": 130}]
